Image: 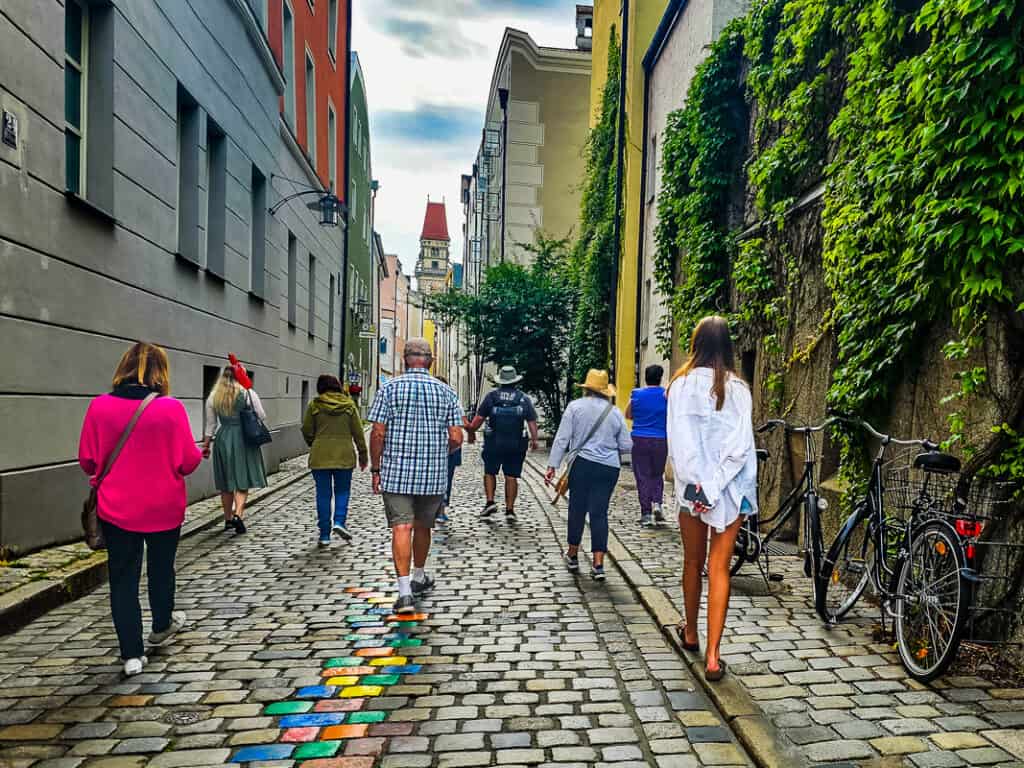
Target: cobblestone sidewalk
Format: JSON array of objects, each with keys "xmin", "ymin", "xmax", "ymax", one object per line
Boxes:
[
  {"xmin": 530, "ymin": 452, "xmax": 1024, "ymax": 768},
  {"xmin": 0, "ymin": 447, "xmax": 752, "ymax": 767}
]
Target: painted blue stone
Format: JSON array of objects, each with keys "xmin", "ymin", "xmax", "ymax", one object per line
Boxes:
[
  {"xmin": 367, "ymin": 607, "xmax": 392, "ymax": 615},
  {"xmin": 349, "ymin": 621, "xmax": 384, "ymax": 629},
  {"xmin": 278, "ymin": 712, "xmax": 347, "ymax": 728},
  {"xmin": 295, "ymin": 685, "xmax": 337, "ymax": 699},
  {"xmin": 371, "ymin": 664, "xmax": 421, "ymax": 674},
  {"xmin": 231, "ymin": 744, "xmax": 295, "ymax": 762}
]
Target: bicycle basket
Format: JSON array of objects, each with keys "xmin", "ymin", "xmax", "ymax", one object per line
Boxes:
[{"xmin": 882, "ymin": 449, "xmax": 959, "ymax": 521}]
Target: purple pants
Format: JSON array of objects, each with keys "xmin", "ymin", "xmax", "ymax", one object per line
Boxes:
[{"xmin": 632, "ymin": 436, "xmax": 668, "ymax": 514}]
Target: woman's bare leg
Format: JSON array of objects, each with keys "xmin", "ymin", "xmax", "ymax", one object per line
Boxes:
[
  {"xmin": 220, "ymin": 493, "xmax": 234, "ymax": 522},
  {"xmin": 679, "ymin": 511, "xmax": 708, "ymax": 648},
  {"xmin": 705, "ymin": 517, "xmax": 743, "ymax": 672},
  {"xmin": 233, "ymin": 490, "xmax": 249, "ymax": 520}
]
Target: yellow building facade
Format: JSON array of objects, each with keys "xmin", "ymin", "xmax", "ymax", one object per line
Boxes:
[{"xmin": 588, "ymin": 0, "xmax": 669, "ymax": 408}]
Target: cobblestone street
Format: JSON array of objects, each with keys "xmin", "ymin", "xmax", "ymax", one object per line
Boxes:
[
  {"xmin": 526, "ymin": 455, "xmax": 1024, "ymax": 768},
  {"xmin": 0, "ymin": 448, "xmax": 750, "ymax": 768}
]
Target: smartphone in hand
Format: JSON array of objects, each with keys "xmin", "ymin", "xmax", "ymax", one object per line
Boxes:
[{"xmin": 683, "ymin": 484, "xmax": 710, "ymax": 506}]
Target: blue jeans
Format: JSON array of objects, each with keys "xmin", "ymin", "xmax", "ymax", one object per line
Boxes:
[{"xmin": 312, "ymin": 468, "xmax": 353, "ymax": 537}]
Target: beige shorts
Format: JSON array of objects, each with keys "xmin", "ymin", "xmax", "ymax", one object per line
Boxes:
[{"xmin": 382, "ymin": 493, "xmax": 444, "ymax": 528}]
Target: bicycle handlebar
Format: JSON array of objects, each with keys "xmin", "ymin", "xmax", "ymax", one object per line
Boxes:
[{"xmin": 757, "ymin": 414, "xmax": 939, "ymax": 450}]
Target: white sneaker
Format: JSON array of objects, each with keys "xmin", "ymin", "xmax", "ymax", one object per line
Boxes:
[
  {"xmin": 124, "ymin": 656, "xmax": 148, "ymax": 676},
  {"xmin": 148, "ymin": 611, "xmax": 187, "ymax": 646}
]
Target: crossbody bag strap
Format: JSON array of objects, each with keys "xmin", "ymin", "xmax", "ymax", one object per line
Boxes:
[
  {"xmin": 566, "ymin": 401, "xmax": 615, "ymax": 465},
  {"xmin": 96, "ymin": 393, "xmax": 157, "ymax": 487}
]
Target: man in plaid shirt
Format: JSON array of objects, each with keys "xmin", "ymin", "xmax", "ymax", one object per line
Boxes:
[{"xmin": 369, "ymin": 338, "xmax": 464, "ymax": 613}]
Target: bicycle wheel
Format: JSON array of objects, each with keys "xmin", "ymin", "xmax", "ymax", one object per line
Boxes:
[
  {"xmin": 806, "ymin": 493, "xmax": 824, "ymax": 606},
  {"xmin": 894, "ymin": 519, "xmax": 968, "ymax": 682},
  {"xmin": 730, "ymin": 517, "xmax": 760, "ymax": 577},
  {"xmin": 820, "ymin": 505, "xmax": 873, "ymax": 623}
]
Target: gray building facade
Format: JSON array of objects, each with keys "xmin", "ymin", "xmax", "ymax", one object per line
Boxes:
[{"xmin": 0, "ymin": 0, "xmax": 348, "ymax": 555}]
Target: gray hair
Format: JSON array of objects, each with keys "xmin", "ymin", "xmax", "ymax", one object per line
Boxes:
[{"xmin": 405, "ymin": 337, "xmax": 432, "ymax": 360}]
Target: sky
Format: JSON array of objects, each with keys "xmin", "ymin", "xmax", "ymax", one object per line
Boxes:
[{"xmin": 351, "ymin": 0, "xmax": 584, "ymax": 280}]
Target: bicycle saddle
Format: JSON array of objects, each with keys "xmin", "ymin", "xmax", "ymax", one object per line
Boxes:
[
  {"xmin": 914, "ymin": 451, "xmax": 961, "ymax": 474},
  {"xmin": 756, "ymin": 448, "xmax": 770, "ymax": 462}
]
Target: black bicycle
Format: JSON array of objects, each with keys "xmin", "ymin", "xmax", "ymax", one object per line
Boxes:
[
  {"xmin": 820, "ymin": 419, "xmax": 975, "ymax": 681},
  {"xmin": 731, "ymin": 418, "xmax": 839, "ymax": 611}
]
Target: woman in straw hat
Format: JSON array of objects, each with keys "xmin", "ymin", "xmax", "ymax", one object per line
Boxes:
[
  {"xmin": 545, "ymin": 370, "xmax": 632, "ymax": 581},
  {"xmin": 667, "ymin": 316, "xmax": 757, "ymax": 682}
]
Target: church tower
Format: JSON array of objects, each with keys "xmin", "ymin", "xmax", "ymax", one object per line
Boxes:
[{"xmin": 415, "ymin": 198, "xmax": 450, "ymax": 295}]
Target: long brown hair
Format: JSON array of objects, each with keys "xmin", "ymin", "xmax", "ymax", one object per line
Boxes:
[
  {"xmin": 669, "ymin": 315, "xmax": 736, "ymax": 410},
  {"xmin": 112, "ymin": 342, "xmax": 170, "ymax": 395}
]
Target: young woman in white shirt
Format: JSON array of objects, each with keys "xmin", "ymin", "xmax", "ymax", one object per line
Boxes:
[{"xmin": 667, "ymin": 316, "xmax": 758, "ymax": 681}]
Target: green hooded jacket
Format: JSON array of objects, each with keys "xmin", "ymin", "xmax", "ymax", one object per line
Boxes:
[{"xmin": 301, "ymin": 392, "xmax": 368, "ymax": 470}]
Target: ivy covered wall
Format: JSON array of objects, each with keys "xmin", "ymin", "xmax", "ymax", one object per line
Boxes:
[{"xmin": 654, "ymin": 0, "xmax": 1024, "ymax": 635}]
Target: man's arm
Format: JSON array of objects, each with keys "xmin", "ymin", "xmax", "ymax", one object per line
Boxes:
[
  {"xmin": 527, "ymin": 420, "xmax": 540, "ymax": 451},
  {"xmin": 447, "ymin": 425, "xmax": 464, "ymax": 452},
  {"xmin": 370, "ymin": 422, "xmax": 386, "ymax": 494}
]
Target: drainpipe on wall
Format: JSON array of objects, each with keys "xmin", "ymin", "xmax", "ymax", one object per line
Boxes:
[
  {"xmin": 608, "ymin": 0, "xmax": 629, "ymax": 379},
  {"xmin": 634, "ymin": 51, "xmax": 651, "ymax": 390},
  {"xmin": 498, "ymin": 87, "xmax": 509, "ymax": 264},
  {"xmin": 339, "ymin": 0, "xmax": 353, "ymax": 383}
]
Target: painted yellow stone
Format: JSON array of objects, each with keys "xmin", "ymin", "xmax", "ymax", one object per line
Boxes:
[
  {"xmin": 339, "ymin": 685, "xmax": 384, "ymax": 698},
  {"xmin": 368, "ymin": 597, "xmax": 394, "ymax": 605},
  {"xmin": 370, "ymin": 656, "xmax": 407, "ymax": 667},
  {"xmin": 324, "ymin": 676, "xmax": 359, "ymax": 686}
]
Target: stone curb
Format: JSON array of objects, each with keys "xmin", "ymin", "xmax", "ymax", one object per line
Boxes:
[
  {"xmin": 522, "ymin": 454, "xmax": 807, "ymax": 768},
  {"xmin": 0, "ymin": 466, "xmax": 311, "ymax": 636}
]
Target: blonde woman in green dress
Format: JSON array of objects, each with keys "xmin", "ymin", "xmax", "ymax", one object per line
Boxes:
[{"xmin": 202, "ymin": 366, "xmax": 267, "ymax": 534}]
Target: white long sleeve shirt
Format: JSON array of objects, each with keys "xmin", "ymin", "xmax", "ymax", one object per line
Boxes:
[
  {"xmin": 667, "ymin": 368, "xmax": 758, "ymax": 531},
  {"xmin": 205, "ymin": 389, "xmax": 266, "ymax": 439}
]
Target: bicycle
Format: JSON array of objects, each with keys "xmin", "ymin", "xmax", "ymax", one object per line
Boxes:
[
  {"xmin": 731, "ymin": 418, "xmax": 839, "ymax": 611},
  {"xmin": 819, "ymin": 418, "xmax": 976, "ymax": 681}
]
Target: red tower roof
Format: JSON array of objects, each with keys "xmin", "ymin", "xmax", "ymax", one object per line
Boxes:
[{"xmin": 420, "ymin": 201, "xmax": 450, "ymax": 242}]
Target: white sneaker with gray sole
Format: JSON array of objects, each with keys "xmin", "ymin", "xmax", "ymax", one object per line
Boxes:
[{"xmin": 148, "ymin": 611, "xmax": 187, "ymax": 647}]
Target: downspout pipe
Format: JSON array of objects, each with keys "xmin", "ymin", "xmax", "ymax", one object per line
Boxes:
[
  {"xmin": 608, "ymin": 1, "xmax": 629, "ymax": 378},
  {"xmin": 634, "ymin": 49, "xmax": 651, "ymax": 389},
  {"xmin": 498, "ymin": 87, "xmax": 510, "ymax": 264},
  {"xmin": 339, "ymin": 1, "xmax": 353, "ymax": 382}
]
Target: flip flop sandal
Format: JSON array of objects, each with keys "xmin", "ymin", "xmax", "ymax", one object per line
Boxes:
[
  {"xmin": 704, "ymin": 658, "xmax": 727, "ymax": 682},
  {"xmin": 674, "ymin": 622, "xmax": 700, "ymax": 652}
]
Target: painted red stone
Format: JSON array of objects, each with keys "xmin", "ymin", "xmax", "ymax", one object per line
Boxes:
[
  {"xmin": 301, "ymin": 759, "xmax": 375, "ymax": 768},
  {"xmin": 314, "ymin": 699, "xmax": 364, "ymax": 712},
  {"xmin": 281, "ymin": 726, "xmax": 319, "ymax": 742}
]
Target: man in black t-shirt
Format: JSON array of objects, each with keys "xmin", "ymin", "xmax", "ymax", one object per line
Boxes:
[{"xmin": 464, "ymin": 366, "xmax": 539, "ymax": 523}]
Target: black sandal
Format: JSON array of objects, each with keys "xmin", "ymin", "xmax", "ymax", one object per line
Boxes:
[
  {"xmin": 704, "ymin": 658, "xmax": 727, "ymax": 682},
  {"xmin": 674, "ymin": 622, "xmax": 700, "ymax": 652}
]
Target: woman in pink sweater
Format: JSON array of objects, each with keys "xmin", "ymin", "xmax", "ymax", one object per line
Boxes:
[{"xmin": 79, "ymin": 342, "xmax": 203, "ymax": 676}]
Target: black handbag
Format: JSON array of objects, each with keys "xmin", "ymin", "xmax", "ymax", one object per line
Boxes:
[{"xmin": 240, "ymin": 390, "xmax": 272, "ymax": 447}]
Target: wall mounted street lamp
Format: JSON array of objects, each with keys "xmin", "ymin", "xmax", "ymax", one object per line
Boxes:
[{"xmin": 267, "ymin": 174, "xmax": 348, "ymax": 227}]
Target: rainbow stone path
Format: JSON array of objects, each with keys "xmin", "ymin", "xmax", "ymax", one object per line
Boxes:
[{"xmin": 230, "ymin": 586, "xmax": 429, "ymax": 765}]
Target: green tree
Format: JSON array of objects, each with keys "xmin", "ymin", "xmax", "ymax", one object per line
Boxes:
[
  {"xmin": 423, "ymin": 235, "xmax": 576, "ymax": 429},
  {"xmin": 571, "ymin": 28, "xmax": 621, "ymax": 382}
]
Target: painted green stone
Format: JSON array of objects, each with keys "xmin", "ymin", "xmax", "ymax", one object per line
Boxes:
[
  {"xmin": 293, "ymin": 741, "xmax": 341, "ymax": 759},
  {"xmin": 388, "ymin": 638, "xmax": 423, "ymax": 648},
  {"xmin": 263, "ymin": 701, "xmax": 313, "ymax": 715},
  {"xmin": 392, "ymin": 621, "xmax": 418, "ymax": 629},
  {"xmin": 360, "ymin": 674, "xmax": 400, "ymax": 686},
  {"xmin": 345, "ymin": 633, "xmax": 363, "ymax": 641},
  {"xmin": 323, "ymin": 657, "xmax": 363, "ymax": 668},
  {"xmin": 345, "ymin": 614, "xmax": 376, "ymax": 623},
  {"xmin": 346, "ymin": 711, "xmax": 387, "ymax": 724}
]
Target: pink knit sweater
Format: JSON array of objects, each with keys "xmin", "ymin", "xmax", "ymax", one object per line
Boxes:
[{"xmin": 78, "ymin": 394, "xmax": 203, "ymax": 532}]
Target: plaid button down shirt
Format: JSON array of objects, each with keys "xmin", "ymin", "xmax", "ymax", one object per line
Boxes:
[{"xmin": 368, "ymin": 369, "xmax": 464, "ymax": 496}]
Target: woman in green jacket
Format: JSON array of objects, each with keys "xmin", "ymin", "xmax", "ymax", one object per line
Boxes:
[{"xmin": 302, "ymin": 375, "xmax": 368, "ymax": 546}]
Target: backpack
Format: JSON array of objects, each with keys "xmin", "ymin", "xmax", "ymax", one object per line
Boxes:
[{"xmin": 489, "ymin": 390, "xmax": 528, "ymax": 452}]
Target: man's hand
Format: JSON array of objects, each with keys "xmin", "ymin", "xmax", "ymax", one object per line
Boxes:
[
  {"xmin": 372, "ymin": 472, "xmax": 381, "ymax": 495},
  {"xmin": 359, "ymin": 460, "xmax": 368, "ymax": 472},
  {"xmin": 530, "ymin": 439, "xmax": 540, "ymax": 452},
  {"xmin": 544, "ymin": 467, "xmax": 556, "ymax": 486}
]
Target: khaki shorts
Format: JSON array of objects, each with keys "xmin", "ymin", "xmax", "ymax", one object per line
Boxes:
[{"xmin": 382, "ymin": 493, "xmax": 444, "ymax": 528}]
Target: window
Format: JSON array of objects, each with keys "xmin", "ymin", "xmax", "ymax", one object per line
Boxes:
[
  {"xmin": 287, "ymin": 232, "xmax": 297, "ymax": 327},
  {"xmin": 177, "ymin": 85, "xmax": 201, "ymax": 265},
  {"xmin": 328, "ymin": 273, "xmax": 336, "ymax": 348},
  {"xmin": 206, "ymin": 118, "xmax": 226, "ymax": 277},
  {"xmin": 646, "ymin": 134, "xmax": 658, "ymax": 204},
  {"xmin": 304, "ymin": 52, "xmax": 316, "ymax": 162},
  {"xmin": 202, "ymin": 365, "xmax": 221, "ymax": 436},
  {"xmin": 432, "ymin": 261, "xmax": 438, "ymax": 269},
  {"xmin": 250, "ymin": 166, "xmax": 267, "ymax": 298},
  {"xmin": 640, "ymin": 278, "xmax": 651, "ymax": 344},
  {"xmin": 301, "ymin": 380, "xmax": 310, "ymax": 419},
  {"xmin": 327, "ymin": 103, "xmax": 336, "ymax": 192},
  {"xmin": 65, "ymin": 0, "xmax": 87, "ymax": 194},
  {"xmin": 307, "ymin": 254, "xmax": 316, "ymax": 338},
  {"xmin": 283, "ymin": 2, "xmax": 295, "ymax": 127},
  {"xmin": 328, "ymin": 0, "xmax": 339, "ymax": 60}
]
